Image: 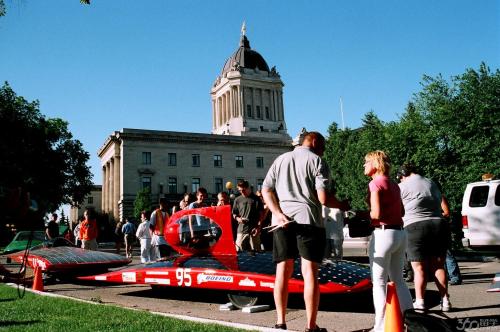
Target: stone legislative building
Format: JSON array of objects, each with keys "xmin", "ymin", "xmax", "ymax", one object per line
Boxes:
[{"xmin": 99, "ymin": 26, "xmax": 293, "ymax": 222}]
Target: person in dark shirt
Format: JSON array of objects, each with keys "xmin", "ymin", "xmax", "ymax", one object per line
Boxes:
[
  {"xmin": 45, "ymin": 213, "xmax": 59, "ymax": 240},
  {"xmin": 232, "ymin": 180, "xmax": 264, "ymax": 252}
]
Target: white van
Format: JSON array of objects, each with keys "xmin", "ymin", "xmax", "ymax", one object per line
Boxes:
[{"xmin": 461, "ymin": 177, "xmax": 500, "ymax": 247}]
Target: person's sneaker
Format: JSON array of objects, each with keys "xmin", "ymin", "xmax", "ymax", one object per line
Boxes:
[
  {"xmin": 449, "ymin": 279, "xmax": 462, "ymax": 286},
  {"xmin": 413, "ymin": 299, "xmax": 425, "ymax": 311},
  {"xmin": 441, "ymin": 297, "xmax": 452, "ymax": 312}
]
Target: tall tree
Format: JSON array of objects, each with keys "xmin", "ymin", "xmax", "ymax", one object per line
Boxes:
[
  {"xmin": 0, "ymin": 82, "xmax": 93, "ymax": 229},
  {"xmin": 324, "ymin": 63, "xmax": 500, "ymax": 212},
  {"xmin": 412, "ymin": 63, "xmax": 500, "ymax": 208},
  {"xmin": 133, "ymin": 188, "xmax": 152, "ymax": 219}
]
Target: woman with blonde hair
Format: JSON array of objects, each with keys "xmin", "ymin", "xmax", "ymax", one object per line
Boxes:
[{"xmin": 364, "ymin": 151, "xmax": 412, "ymax": 332}]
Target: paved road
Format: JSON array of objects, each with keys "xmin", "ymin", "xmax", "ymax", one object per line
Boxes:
[{"xmin": 2, "ymin": 247, "xmax": 500, "ymax": 331}]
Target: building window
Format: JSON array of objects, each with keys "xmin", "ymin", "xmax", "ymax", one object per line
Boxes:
[
  {"xmin": 168, "ymin": 177, "xmax": 177, "ymax": 194},
  {"xmin": 192, "ymin": 154, "xmax": 200, "ymax": 167},
  {"xmin": 142, "ymin": 152, "xmax": 151, "ymax": 165},
  {"xmin": 257, "ymin": 179, "xmax": 264, "ymax": 191},
  {"xmin": 265, "ymin": 106, "xmax": 270, "ymax": 119},
  {"xmin": 142, "ymin": 176, "xmax": 152, "ymax": 191},
  {"xmin": 168, "ymin": 153, "xmax": 177, "ymax": 166},
  {"xmin": 235, "ymin": 156, "xmax": 244, "ymax": 168},
  {"xmin": 214, "ymin": 155, "xmax": 222, "ymax": 167},
  {"xmin": 256, "ymin": 157, "xmax": 264, "ymax": 168},
  {"xmin": 215, "ymin": 178, "xmax": 223, "ymax": 194},
  {"xmin": 192, "ymin": 178, "xmax": 200, "ymax": 193},
  {"xmin": 87, "ymin": 196, "xmax": 93, "ymax": 204},
  {"xmin": 246, "ymin": 105, "xmax": 252, "ymax": 117},
  {"xmin": 256, "ymin": 106, "xmax": 261, "ymax": 118}
]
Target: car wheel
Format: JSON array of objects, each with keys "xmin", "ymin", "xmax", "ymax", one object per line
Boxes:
[{"xmin": 227, "ymin": 292, "xmax": 259, "ymax": 308}]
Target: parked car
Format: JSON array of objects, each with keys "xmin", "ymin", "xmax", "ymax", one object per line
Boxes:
[
  {"xmin": 461, "ymin": 176, "xmax": 500, "ymax": 247},
  {"xmin": 2, "ymin": 230, "xmax": 46, "ymax": 255},
  {"xmin": 343, "ymin": 225, "xmax": 370, "ymax": 250},
  {"xmin": 342, "ymin": 210, "xmax": 371, "ymax": 251}
]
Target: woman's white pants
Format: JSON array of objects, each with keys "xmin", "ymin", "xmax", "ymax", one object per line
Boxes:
[{"xmin": 369, "ymin": 228, "xmax": 413, "ymax": 332}]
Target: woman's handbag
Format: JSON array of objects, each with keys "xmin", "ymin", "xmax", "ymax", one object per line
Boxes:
[{"xmin": 345, "ymin": 211, "xmax": 374, "ymax": 238}]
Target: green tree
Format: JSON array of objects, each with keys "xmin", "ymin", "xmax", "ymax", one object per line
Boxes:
[
  {"xmin": 0, "ymin": 0, "xmax": 88, "ymax": 17},
  {"xmin": 412, "ymin": 63, "xmax": 500, "ymax": 209},
  {"xmin": 324, "ymin": 112, "xmax": 389, "ymax": 210},
  {"xmin": 133, "ymin": 188, "xmax": 152, "ymax": 219},
  {"xmin": 324, "ymin": 63, "xmax": 500, "ymax": 212},
  {"xmin": 0, "ymin": 82, "xmax": 93, "ymax": 229}
]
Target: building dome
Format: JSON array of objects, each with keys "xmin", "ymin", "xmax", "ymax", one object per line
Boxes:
[{"xmin": 221, "ymin": 35, "xmax": 270, "ymax": 75}]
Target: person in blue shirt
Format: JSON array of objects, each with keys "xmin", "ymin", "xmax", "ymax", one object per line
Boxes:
[{"xmin": 122, "ymin": 218, "xmax": 136, "ymax": 259}]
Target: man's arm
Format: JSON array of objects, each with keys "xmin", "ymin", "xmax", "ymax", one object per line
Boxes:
[
  {"xmin": 232, "ymin": 203, "xmax": 244, "ymax": 225},
  {"xmin": 317, "ymin": 189, "xmax": 349, "ymax": 211},
  {"xmin": 149, "ymin": 211, "xmax": 156, "ymax": 231},
  {"xmin": 261, "ymin": 187, "xmax": 290, "ymax": 226},
  {"xmin": 441, "ymin": 195, "xmax": 450, "ymax": 218}
]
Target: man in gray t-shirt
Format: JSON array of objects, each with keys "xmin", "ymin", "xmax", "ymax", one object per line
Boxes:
[{"xmin": 262, "ymin": 131, "xmax": 348, "ymax": 331}]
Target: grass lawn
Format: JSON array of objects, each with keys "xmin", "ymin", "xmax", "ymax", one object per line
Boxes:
[{"xmin": 0, "ymin": 284, "xmax": 248, "ymax": 331}]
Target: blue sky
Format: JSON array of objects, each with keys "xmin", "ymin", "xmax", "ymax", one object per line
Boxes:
[{"xmin": 1, "ymin": 0, "xmax": 499, "ymax": 187}]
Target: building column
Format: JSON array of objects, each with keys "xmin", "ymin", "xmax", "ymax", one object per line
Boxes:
[
  {"xmin": 272, "ymin": 89, "xmax": 277, "ymax": 121},
  {"xmin": 235, "ymin": 86, "xmax": 239, "ymax": 117},
  {"xmin": 107, "ymin": 159, "xmax": 113, "ymax": 215},
  {"xmin": 102, "ymin": 166, "xmax": 106, "ymax": 212},
  {"xmin": 113, "ymin": 156, "xmax": 120, "ymax": 221},
  {"xmin": 221, "ymin": 97, "xmax": 224, "ymax": 126},
  {"xmin": 225, "ymin": 92, "xmax": 229, "ymax": 123},
  {"xmin": 231, "ymin": 87, "xmax": 236, "ymax": 117},
  {"xmin": 229, "ymin": 88, "xmax": 234, "ymax": 118},
  {"xmin": 226, "ymin": 90, "xmax": 233, "ymax": 121},
  {"xmin": 106, "ymin": 162, "xmax": 111, "ymax": 213},
  {"xmin": 104, "ymin": 163, "xmax": 109, "ymax": 213},
  {"xmin": 109, "ymin": 158, "xmax": 114, "ymax": 216},
  {"xmin": 212, "ymin": 99, "xmax": 217, "ymax": 130},
  {"xmin": 279, "ymin": 90, "xmax": 284, "ymax": 122},
  {"xmin": 238, "ymin": 86, "xmax": 243, "ymax": 117}
]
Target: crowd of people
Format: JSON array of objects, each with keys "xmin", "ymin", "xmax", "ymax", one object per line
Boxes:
[{"xmin": 49, "ymin": 130, "xmax": 462, "ymax": 332}]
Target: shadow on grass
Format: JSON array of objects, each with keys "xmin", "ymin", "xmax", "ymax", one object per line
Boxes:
[
  {"xmin": 0, "ymin": 320, "xmax": 41, "ymax": 327},
  {"xmin": 0, "ymin": 298, "xmax": 16, "ymax": 302}
]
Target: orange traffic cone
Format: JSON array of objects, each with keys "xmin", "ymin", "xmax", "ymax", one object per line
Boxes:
[
  {"xmin": 384, "ymin": 281, "xmax": 403, "ymax": 332},
  {"xmin": 32, "ymin": 265, "xmax": 44, "ymax": 292}
]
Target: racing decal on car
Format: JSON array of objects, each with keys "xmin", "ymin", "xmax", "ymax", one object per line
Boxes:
[
  {"xmin": 260, "ymin": 281, "xmax": 274, "ymax": 289},
  {"xmin": 238, "ymin": 277, "xmax": 256, "ymax": 287},
  {"xmin": 31, "ymin": 258, "xmax": 47, "ymax": 270},
  {"xmin": 95, "ymin": 275, "xmax": 107, "ymax": 281},
  {"xmin": 122, "ymin": 272, "xmax": 136, "ymax": 282},
  {"xmin": 197, "ymin": 273, "xmax": 233, "ymax": 284},
  {"xmin": 145, "ymin": 278, "xmax": 170, "ymax": 285},
  {"xmin": 146, "ymin": 271, "xmax": 169, "ymax": 275}
]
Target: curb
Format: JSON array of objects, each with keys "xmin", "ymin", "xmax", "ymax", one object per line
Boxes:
[{"xmin": 4, "ymin": 283, "xmax": 286, "ymax": 332}]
